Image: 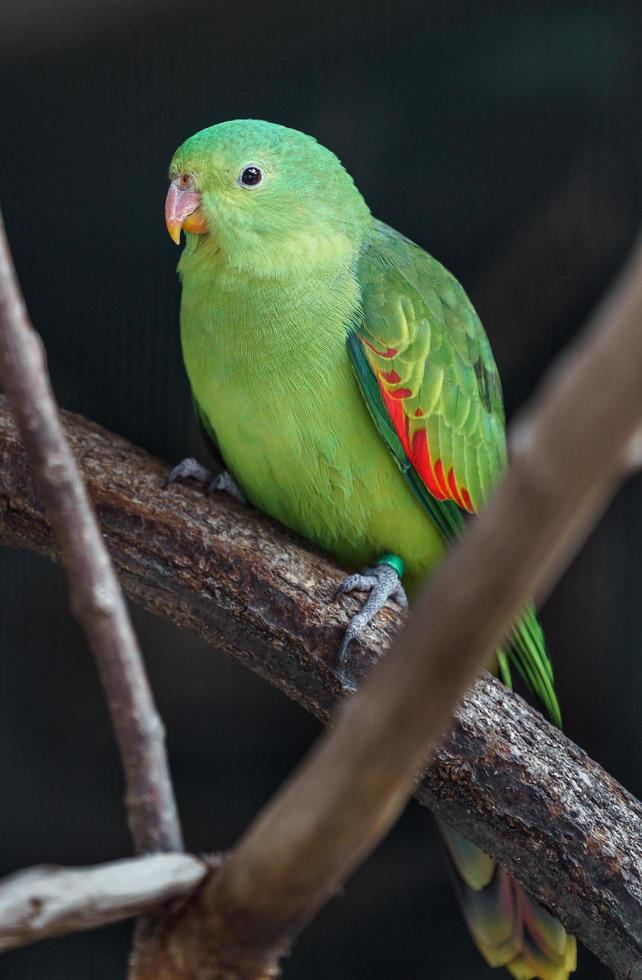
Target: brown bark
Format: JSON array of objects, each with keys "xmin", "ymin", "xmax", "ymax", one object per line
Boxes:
[{"xmin": 0, "ymin": 399, "xmax": 393, "ymax": 722}]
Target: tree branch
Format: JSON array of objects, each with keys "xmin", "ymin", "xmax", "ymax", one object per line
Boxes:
[
  {"xmin": 0, "ymin": 246, "xmax": 640, "ymax": 975},
  {"xmin": 0, "ymin": 209, "xmax": 182, "ymax": 855},
  {"xmin": 0, "ymin": 398, "xmax": 395, "ymax": 724},
  {"xmin": 0, "ymin": 854, "xmax": 209, "ymax": 952}
]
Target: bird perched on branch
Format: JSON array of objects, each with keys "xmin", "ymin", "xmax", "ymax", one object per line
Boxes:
[{"xmin": 164, "ymin": 118, "xmax": 576, "ymax": 979}]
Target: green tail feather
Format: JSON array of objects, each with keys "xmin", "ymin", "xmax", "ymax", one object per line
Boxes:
[{"xmin": 507, "ymin": 605, "xmax": 561, "ymax": 727}]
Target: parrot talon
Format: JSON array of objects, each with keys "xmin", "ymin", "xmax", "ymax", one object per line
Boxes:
[
  {"xmin": 336, "ymin": 668, "xmax": 358, "ymax": 695},
  {"xmin": 332, "ymin": 571, "xmax": 375, "ymax": 602},
  {"xmin": 206, "ymin": 471, "xmax": 247, "ymax": 504},
  {"xmin": 334, "ymin": 563, "xmax": 408, "ymax": 664},
  {"xmin": 163, "ymin": 457, "xmax": 213, "ymax": 490},
  {"xmin": 164, "ymin": 458, "xmax": 246, "ymax": 504}
]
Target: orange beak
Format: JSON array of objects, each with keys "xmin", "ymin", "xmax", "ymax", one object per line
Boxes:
[{"xmin": 165, "ymin": 180, "xmax": 208, "ymax": 244}]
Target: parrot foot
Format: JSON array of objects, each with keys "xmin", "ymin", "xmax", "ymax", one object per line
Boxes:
[
  {"xmin": 207, "ymin": 470, "xmax": 247, "ymax": 503},
  {"xmin": 164, "ymin": 458, "xmax": 247, "ymax": 503},
  {"xmin": 164, "ymin": 457, "xmax": 212, "ymax": 489},
  {"xmin": 333, "ymin": 558, "xmax": 408, "ymax": 675}
]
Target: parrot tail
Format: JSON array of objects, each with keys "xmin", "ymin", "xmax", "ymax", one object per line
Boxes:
[{"xmin": 437, "ymin": 820, "xmax": 577, "ymax": 979}]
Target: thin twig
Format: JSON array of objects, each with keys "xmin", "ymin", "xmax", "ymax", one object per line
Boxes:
[
  {"xmin": 0, "ymin": 209, "xmax": 182, "ymax": 855},
  {"xmin": 129, "ymin": 236, "xmax": 642, "ymax": 979}
]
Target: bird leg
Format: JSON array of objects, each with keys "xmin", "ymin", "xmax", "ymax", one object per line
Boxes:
[
  {"xmin": 164, "ymin": 457, "xmax": 247, "ymax": 503},
  {"xmin": 333, "ymin": 555, "xmax": 408, "ymax": 682}
]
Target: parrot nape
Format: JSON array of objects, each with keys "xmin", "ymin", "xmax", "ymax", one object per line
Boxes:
[{"xmin": 163, "ymin": 119, "xmax": 577, "ymax": 978}]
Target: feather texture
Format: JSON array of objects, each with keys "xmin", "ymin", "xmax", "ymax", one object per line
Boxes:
[{"xmin": 349, "ymin": 221, "xmax": 561, "ymax": 725}]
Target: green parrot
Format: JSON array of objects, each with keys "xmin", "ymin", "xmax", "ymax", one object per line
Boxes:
[{"xmin": 164, "ymin": 119, "xmax": 577, "ymax": 979}]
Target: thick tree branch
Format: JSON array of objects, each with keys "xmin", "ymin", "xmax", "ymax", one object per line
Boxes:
[
  {"xmin": 0, "ymin": 854, "xmax": 209, "ymax": 952},
  {"xmin": 0, "ymin": 210, "xmax": 182, "ymax": 855},
  {"xmin": 0, "ymin": 248, "xmax": 640, "ymax": 975},
  {"xmin": 0, "ymin": 399, "xmax": 399, "ymax": 721}
]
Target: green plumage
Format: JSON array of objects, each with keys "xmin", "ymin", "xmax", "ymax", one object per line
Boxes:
[
  {"xmin": 348, "ymin": 222, "xmax": 560, "ymax": 724},
  {"xmin": 168, "ymin": 119, "xmax": 575, "ymax": 978}
]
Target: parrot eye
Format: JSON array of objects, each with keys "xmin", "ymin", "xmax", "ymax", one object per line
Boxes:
[{"xmin": 238, "ymin": 165, "xmax": 263, "ymax": 188}]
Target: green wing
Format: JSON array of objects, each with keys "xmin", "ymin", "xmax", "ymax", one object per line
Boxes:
[{"xmin": 350, "ymin": 220, "xmax": 560, "ymax": 725}]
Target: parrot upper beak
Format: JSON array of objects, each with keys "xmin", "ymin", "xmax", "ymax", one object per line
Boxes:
[{"xmin": 165, "ymin": 179, "xmax": 208, "ymax": 244}]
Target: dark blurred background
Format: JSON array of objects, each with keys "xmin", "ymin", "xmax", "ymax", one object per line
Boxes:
[{"xmin": 1, "ymin": 1, "xmax": 641, "ymax": 976}]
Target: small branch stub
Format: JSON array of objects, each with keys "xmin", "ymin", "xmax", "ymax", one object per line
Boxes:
[{"xmin": 0, "ymin": 854, "xmax": 209, "ymax": 952}]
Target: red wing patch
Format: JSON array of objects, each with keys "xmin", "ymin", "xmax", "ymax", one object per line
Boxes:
[
  {"xmin": 363, "ymin": 339, "xmax": 398, "ymax": 359},
  {"xmin": 377, "ymin": 377, "xmax": 474, "ymax": 513}
]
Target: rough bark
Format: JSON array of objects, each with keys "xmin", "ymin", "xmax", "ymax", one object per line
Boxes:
[
  {"xmin": 0, "ymin": 399, "xmax": 397, "ymax": 719},
  {"xmin": 1, "ymin": 403, "xmax": 642, "ymax": 975}
]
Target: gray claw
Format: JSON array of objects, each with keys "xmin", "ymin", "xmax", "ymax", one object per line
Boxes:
[
  {"xmin": 164, "ymin": 459, "xmax": 247, "ymax": 504},
  {"xmin": 164, "ymin": 457, "xmax": 212, "ymax": 490},
  {"xmin": 332, "ymin": 571, "xmax": 375, "ymax": 602},
  {"xmin": 334, "ymin": 564, "xmax": 408, "ymax": 664},
  {"xmin": 207, "ymin": 471, "xmax": 247, "ymax": 504}
]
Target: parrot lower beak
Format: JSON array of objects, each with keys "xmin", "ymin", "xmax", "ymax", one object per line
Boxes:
[{"xmin": 165, "ymin": 181, "xmax": 208, "ymax": 244}]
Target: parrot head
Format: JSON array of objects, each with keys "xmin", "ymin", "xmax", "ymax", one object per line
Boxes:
[{"xmin": 165, "ymin": 119, "xmax": 371, "ymax": 275}]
